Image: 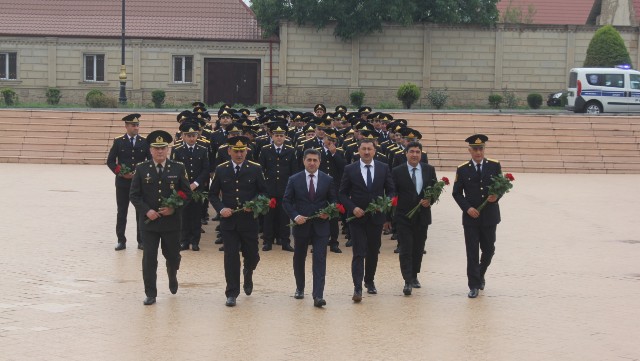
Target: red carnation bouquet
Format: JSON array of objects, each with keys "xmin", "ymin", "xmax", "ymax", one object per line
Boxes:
[
  {"xmin": 407, "ymin": 177, "xmax": 450, "ymax": 219},
  {"xmin": 145, "ymin": 190, "xmax": 188, "ymax": 224},
  {"xmin": 290, "ymin": 203, "xmax": 346, "ymax": 226},
  {"xmin": 477, "ymin": 173, "xmax": 515, "ymax": 213},
  {"xmin": 232, "ymin": 195, "xmax": 276, "ymax": 219},
  {"xmin": 114, "ymin": 163, "xmax": 132, "ymax": 176}
]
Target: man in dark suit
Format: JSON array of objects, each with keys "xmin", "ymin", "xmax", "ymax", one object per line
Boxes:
[
  {"xmin": 106, "ymin": 113, "xmax": 151, "ymax": 251},
  {"xmin": 452, "ymin": 134, "xmax": 502, "ymax": 299},
  {"xmin": 130, "ymin": 130, "xmax": 192, "ymax": 306},
  {"xmin": 171, "ymin": 120, "xmax": 209, "ymax": 251},
  {"xmin": 209, "ymin": 136, "xmax": 267, "ymax": 307},
  {"xmin": 259, "ymin": 123, "xmax": 298, "ymax": 251},
  {"xmin": 339, "ymin": 138, "xmax": 395, "ymax": 302},
  {"xmin": 391, "ymin": 141, "xmax": 437, "ymax": 296},
  {"xmin": 283, "ymin": 149, "xmax": 337, "ymax": 307}
]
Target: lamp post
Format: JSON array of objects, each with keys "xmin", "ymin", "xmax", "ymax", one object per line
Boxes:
[{"xmin": 118, "ymin": 0, "xmax": 127, "ymax": 105}]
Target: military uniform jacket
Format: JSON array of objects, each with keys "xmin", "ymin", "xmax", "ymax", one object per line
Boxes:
[
  {"xmin": 317, "ymin": 147, "xmax": 346, "ymax": 188},
  {"xmin": 258, "ymin": 144, "xmax": 297, "ymax": 197},
  {"xmin": 452, "ymin": 158, "xmax": 502, "ymax": 226},
  {"xmin": 209, "ymin": 160, "xmax": 267, "ymax": 232},
  {"xmin": 171, "ymin": 143, "xmax": 210, "ymax": 189},
  {"xmin": 106, "ymin": 134, "xmax": 150, "ymax": 187},
  {"xmin": 130, "ymin": 159, "xmax": 192, "ymax": 232}
]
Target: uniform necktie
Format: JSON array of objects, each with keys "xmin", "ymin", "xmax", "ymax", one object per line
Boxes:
[
  {"xmin": 476, "ymin": 163, "xmax": 482, "ymax": 177},
  {"xmin": 189, "ymin": 146, "xmax": 194, "ymax": 154},
  {"xmin": 365, "ymin": 164, "xmax": 373, "ymax": 191},
  {"xmin": 130, "ymin": 136, "xmax": 135, "ymax": 147},
  {"xmin": 309, "ymin": 174, "xmax": 315, "ymax": 201},
  {"xmin": 276, "ymin": 148, "xmax": 281, "ymax": 155},
  {"xmin": 235, "ymin": 165, "xmax": 241, "ymax": 175},
  {"xmin": 411, "ymin": 167, "xmax": 417, "ymax": 193},
  {"xmin": 157, "ymin": 163, "xmax": 163, "ymax": 176}
]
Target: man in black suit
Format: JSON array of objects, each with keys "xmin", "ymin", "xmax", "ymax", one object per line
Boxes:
[
  {"xmin": 283, "ymin": 149, "xmax": 337, "ymax": 307},
  {"xmin": 130, "ymin": 130, "xmax": 192, "ymax": 305},
  {"xmin": 209, "ymin": 136, "xmax": 267, "ymax": 307},
  {"xmin": 171, "ymin": 120, "xmax": 210, "ymax": 251},
  {"xmin": 339, "ymin": 138, "xmax": 395, "ymax": 302},
  {"xmin": 106, "ymin": 113, "xmax": 151, "ymax": 251},
  {"xmin": 391, "ymin": 141, "xmax": 437, "ymax": 296},
  {"xmin": 452, "ymin": 134, "xmax": 502, "ymax": 299},
  {"xmin": 259, "ymin": 123, "xmax": 297, "ymax": 252}
]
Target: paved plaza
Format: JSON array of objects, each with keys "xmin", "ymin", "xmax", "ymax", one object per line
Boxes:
[{"xmin": 0, "ymin": 163, "xmax": 638, "ymax": 360}]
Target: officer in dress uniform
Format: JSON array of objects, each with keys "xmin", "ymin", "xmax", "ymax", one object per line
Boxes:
[
  {"xmin": 452, "ymin": 134, "xmax": 502, "ymax": 299},
  {"xmin": 318, "ymin": 128, "xmax": 346, "ymax": 253},
  {"xmin": 171, "ymin": 121, "xmax": 210, "ymax": 251},
  {"xmin": 129, "ymin": 130, "xmax": 192, "ymax": 305},
  {"xmin": 107, "ymin": 113, "xmax": 151, "ymax": 251},
  {"xmin": 209, "ymin": 136, "xmax": 267, "ymax": 307},
  {"xmin": 259, "ymin": 123, "xmax": 298, "ymax": 252}
]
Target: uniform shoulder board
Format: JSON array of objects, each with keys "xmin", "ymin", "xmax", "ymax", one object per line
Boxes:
[
  {"xmin": 248, "ymin": 160, "xmax": 261, "ymax": 167},
  {"xmin": 195, "ymin": 144, "xmax": 207, "ymax": 150},
  {"xmin": 198, "ymin": 138, "xmax": 210, "ymax": 144},
  {"xmin": 174, "ymin": 144, "xmax": 184, "ymax": 149},
  {"xmin": 173, "ymin": 160, "xmax": 184, "ymax": 165},
  {"xmin": 219, "ymin": 161, "xmax": 230, "ymax": 167},
  {"xmin": 284, "ymin": 144, "xmax": 295, "ymax": 149},
  {"xmin": 336, "ymin": 147, "xmax": 344, "ymax": 151},
  {"xmin": 136, "ymin": 160, "xmax": 148, "ymax": 167},
  {"xmin": 219, "ymin": 144, "xmax": 229, "ymax": 149},
  {"xmin": 394, "ymin": 149, "xmax": 403, "ymax": 154},
  {"xmin": 458, "ymin": 161, "xmax": 469, "ymax": 168},
  {"xmin": 116, "ymin": 135, "xmax": 123, "ymax": 140},
  {"xmin": 487, "ymin": 158, "xmax": 500, "ymax": 163},
  {"xmin": 261, "ymin": 143, "xmax": 273, "ymax": 149}
]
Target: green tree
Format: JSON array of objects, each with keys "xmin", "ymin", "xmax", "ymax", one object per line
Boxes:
[
  {"xmin": 252, "ymin": 0, "xmax": 499, "ymax": 41},
  {"xmin": 584, "ymin": 25, "xmax": 632, "ymax": 68}
]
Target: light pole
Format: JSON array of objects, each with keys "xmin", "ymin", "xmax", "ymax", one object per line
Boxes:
[{"xmin": 118, "ymin": 0, "xmax": 127, "ymax": 105}]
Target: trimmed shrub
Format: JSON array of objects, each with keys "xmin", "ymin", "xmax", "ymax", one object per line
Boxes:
[
  {"xmin": 527, "ymin": 93, "xmax": 543, "ymax": 109},
  {"xmin": 86, "ymin": 89, "xmax": 117, "ymax": 108},
  {"xmin": 488, "ymin": 94, "xmax": 503, "ymax": 109},
  {"xmin": 503, "ymin": 90, "xmax": 519, "ymax": 108},
  {"xmin": 584, "ymin": 25, "xmax": 632, "ymax": 68},
  {"xmin": 151, "ymin": 90, "xmax": 166, "ymax": 108},
  {"xmin": 396, "ymin": 83, "xmax": 421, "ymax": 109},
  {"xmin": 1, "ymin": 88, "xmax": 18, "ymax": 106},
  {"xmin": 426, "ymin": 88, "xmax": 448, "ymax": 109},
  {"xmin": 45, "ymin": 88, "xmax": 61, "ymax": 105},
  {"xmin": 350, "ymin": 90, "xmax": 365, "ymax": 108}
]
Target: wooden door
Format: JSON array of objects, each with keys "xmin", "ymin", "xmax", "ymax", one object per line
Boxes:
[{"xmin": 204, "ymin": 59, "xmax": 260, "ymax": 106}]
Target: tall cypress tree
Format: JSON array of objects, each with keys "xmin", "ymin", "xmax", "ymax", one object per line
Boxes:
[{"xmin": 584, "ymin": 25, "xmax": 633, "ymax": 68}]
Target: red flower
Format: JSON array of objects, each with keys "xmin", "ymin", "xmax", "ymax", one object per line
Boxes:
[
  {"xmin": 441, "ymin": 177, "xmax": 450, "ymax": 185},
  {"xmin": 114, "ymin": 165, "xmax": 121, "ymax": 174},
  {"xmin": 269, "ymin": 198, "xmax": 277, "ymax": 208},
  {"xmin": 177, "ymin": 191, "xmax": 188, "ymax": 200},
  {"xmin": 336, "ymin": 203, "xmax": 346, "ymax": 214},
  {"xmin": 505, "ymin": 173, "xmax": 515, "ymax": 181},
  {"xmin": 391, "ymin": 196, "xmax": 398, "ymax": 207}
]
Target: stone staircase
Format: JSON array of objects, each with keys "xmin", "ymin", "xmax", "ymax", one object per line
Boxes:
[{"xmin": 0, "ymin": 109, "xmax": 639, "ymax": 173}]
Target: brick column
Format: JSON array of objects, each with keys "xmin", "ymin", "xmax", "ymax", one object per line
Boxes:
[
  {"xmin": 423, "ymin": 25, "xmax": 432, "ymax": 89},
  {"xmin": 279, "ymin": 20, "xmax": 288, "ymax": 86},
  {"xmin": 351, "ymin": 38, "xmax": 359, "ymax": 87},
  {"xmin": 46, "ymin": 37, "xmax": 57, "ymax": 88},
  {"xmin": 493, "ymin": 25, "xmax": 503, "ymax": 90}
]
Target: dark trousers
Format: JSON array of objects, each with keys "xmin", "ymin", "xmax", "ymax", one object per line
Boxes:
[
  {"xmin": 397, "ymin": 220, "xmax": 428, "ymax": 282},
  {"xmin": 222, "ymin": 229, "xmax": 261, "ymax": 297},
  {"xmin": 328, "ymin": 218, "xmax": 339, "ymax": 247},
  {"xmin": 262, "ymin": 199, "xmax": 291, "ymax": 245},
  {"xmin": 293, "ymin": 234, "xmax": 328, "ymax": 299},
  {"xmin": 464, "ymin": 225, "xmax": 497, "ymax": 289},
  {"xmin": 181, "ymin": 201, "xmax": 202, "ymax": 246},
  {"xmin": 349, "ymin": 221, "xmax": 383, "ymax": 290},
  {"xmin": 116, "ymin": 184, "xmax": 141, "ymax": 244},
  {"xmin": 141, "ymin": 230, "xmax": 181, "ymax": 297}
]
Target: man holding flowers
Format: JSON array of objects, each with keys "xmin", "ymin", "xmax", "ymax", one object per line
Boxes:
[
  {"xmin": 130, "ymin": 130, "xmax": 192, "ymax": 306},
  {"xmin": 391, "ymin": 141, "xmax": 438, "ymax": 296},
  {"xmin": 452, "ymin": 134, "xmax": 502, "ymax": 299}
]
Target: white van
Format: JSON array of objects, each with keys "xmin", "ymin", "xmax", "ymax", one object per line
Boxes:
[{"xmin": 566, "ymin": 67, "xmax": 640, "ymax": 114}]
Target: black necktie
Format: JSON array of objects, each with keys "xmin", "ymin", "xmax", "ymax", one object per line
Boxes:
[
  {"xmin": 365, "ymin": 165, "xmax": 373, "ymax": 191},
  {"xmin": 276, "ymin": 148, "xmax": 281, "ymax": 155},
  {"xmin": 309, "ymin": 174, "xmax": 315, "ymax": 200},
  {"xmin": 235, "ymin": 165, "xmax": 241, "ymax": 175},
  {"xmin": 130, "ymin": 137, "xmax": 135, "ymax": 147},
  {"xmin": 476, "ymin": 163, "xmax": 482, "ymax": 177},
  {"xmin": 189, "ymin": 146, "xmax": 194, "ymax": 154},
  {"xmin": 157, "ymin": 164, "xmax": 163, "ymax": 176},
  {"xmin": 411, "ymin": 167, "xmax": 417, "ymax": 190}
]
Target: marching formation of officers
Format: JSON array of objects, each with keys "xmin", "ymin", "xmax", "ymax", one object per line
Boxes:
[{"xmin": 107, "ymin": 102, "xmax": 505, "ymax": 307}]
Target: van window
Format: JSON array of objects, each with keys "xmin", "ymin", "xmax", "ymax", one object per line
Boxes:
[
  {"xmin": 630, "ymin": 74, "xmax": 640, "ymax": 89},
  {"xmin": 569, "ymin": 72, "xmax": 577, "ymax": 87},
  {"xmin": 586, "ymin": 73, "xmax": 624, "ymax": 88}
]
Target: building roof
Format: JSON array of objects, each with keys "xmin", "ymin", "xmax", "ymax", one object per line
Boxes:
[
  {"xmin": 496, "ymin": 0, "xmax": 595, "ymax": 25},
  {"xmin": 0, "ymin": 0, "xmax": 264, "ymax": 41}
]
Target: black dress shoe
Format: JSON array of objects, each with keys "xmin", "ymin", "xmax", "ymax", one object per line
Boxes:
[
  {"xmin": 218, "ymin": 246, "xmax": 224, "ymax": 251},
  {"xmin": 262, "ymin": 243, "xmax": 272, "ymax": 251},
  {"xmin": 294, "ymin": 289, "xmax": 304, "ymax": 299},
  {"xmin": 200, "ymin": 228, "xmax": 205, "ymax": 233},
  {"xmin": 468, "ymin": 288, "xmax": 479, "ymax": 298},
  {"xmin": 214, "ymin": 238, "xmax": 223, "ymax": 244},
  {"xmin": 364, "ymin": 282, "xmax": 377, "ymax": 294},
  {"xmin": 393, "ymin": 247, "xmax": 400, "ymax": 254},
  {"xmin": 201, "ymin": 219, "xmax": 208, "ymax": 225},
  {"xmin": 390, "ymin": 233, "xmax": 397, "ymax": 240},
  {"xmin": 143, "ymin": 296, "xmax": 156, "ymax": 305},
  {"xmin": 345, "ymin": 240, "xmax": 353, "ymax": 247},
  {"xmin": 412, "ymin": 278, "xmax": 421, "ymax": 288},
  {"xmin": 115, "ymin": 242, "xmax": 126, "ymax": 251},
  {"xmin": 352, "ymin": 289, "xmax": 362, "ymax": 303},
  {"xmin": 282, "ymin": 244, "xmax": 294, "ymax": 252},
  {"xmin": 423, "ymin": 249, "xmax": 427, "ymax": 254},
  {"xmin": 314, "ymin": 298, "xmax": 326, "ymax": 307},
  {"xmin": 192, "ymin": 244, "xmax": 200, "ymax": 251},
  {"xmin": 180, "ymin": 243, "xmax": 189, "ymax": 251},
  {"xmin": 137, "ymin": 243, "xmax": 144, "ymax": 250},
  {"xmin": 274, "ymin": 239, "xmax": 282, "ymax": 245},
  {"xmin": 403, "ymin": 283, "xmax": 412, "ymax": 296},
  {"xmin": 225, "ymin": 297, "xmax": 236, "ymax": 307},
  {"xmin": 212, "ymin": 214, "xmax": 220, "ymax": 221},
  {"xmin": 168, "ymin": 269, "xmax": 178, "ymax": 294},
  {"xmin": 243, "ymin": 269, "xmax": 253, "ymax": 296},
  {"xmin": 480, "ymin": 276, "xmax": 486, "ymax": 290},
  {"xmin": 382, "ymin": 229, "xmax": 391, "ymax": 235},
  {"xmin": 330, "ymin": 246, "xmax": 342, "ymax": 253}
]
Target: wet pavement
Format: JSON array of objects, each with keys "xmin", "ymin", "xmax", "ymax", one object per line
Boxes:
[{"xmin": 0, "ymin": 163, "xmax": 638, "ymax": 360}]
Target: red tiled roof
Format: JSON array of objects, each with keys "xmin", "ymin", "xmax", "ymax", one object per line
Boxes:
[
  {"xmin": 496, "ymin": 0, "xmax": 593, "ymax": 25},
  {"xmin": 0, "ymin": 0, "xmax": 264, "ymax": 41}
]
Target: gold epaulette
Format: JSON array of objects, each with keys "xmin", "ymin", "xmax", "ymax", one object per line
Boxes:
[
  {"xmin": 219, "ymin": 161, "xmax": 230, "ymax": 167},
  {"xmin": 285, "ymin": 144, "xmax": 294, "ymax": 149},
  {"xmin": 487, "ymin": 158, "xmax": 500, "ymax": 163},
  {"xmin": 174, "ymin": 144, "xmax": 184, "ymax": 149},
  {"xmin": 261, "ymin": 143, "xmax": 272, "ymax": 149},
  {"xmin": 458, "ymin": 161, "xmax": 469, "ymax": 168},
  {"xmin": 218, "ymin": 144, "xmax": 229, "ymax": 149},
  {"xmin": 248, "ymin": 160, "xmax": 261, "ymax": 166}
]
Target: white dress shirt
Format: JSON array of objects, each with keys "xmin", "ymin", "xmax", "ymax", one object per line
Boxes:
[
  {"xmin": 359, "ymin": 160, "xmax": 374, "ymax": 185},
  {"xmin": 407, "ymin": 162, "xmax": 423, "ymax": 194}
]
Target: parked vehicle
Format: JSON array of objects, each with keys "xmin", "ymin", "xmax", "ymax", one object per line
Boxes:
[
  {"xmin": 547, "ymin": 91, "xmax": 564, "ymax": 107},
  {"xmin": 566, "ymin": 66, "xmax": 640, "ymax": 114}
]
